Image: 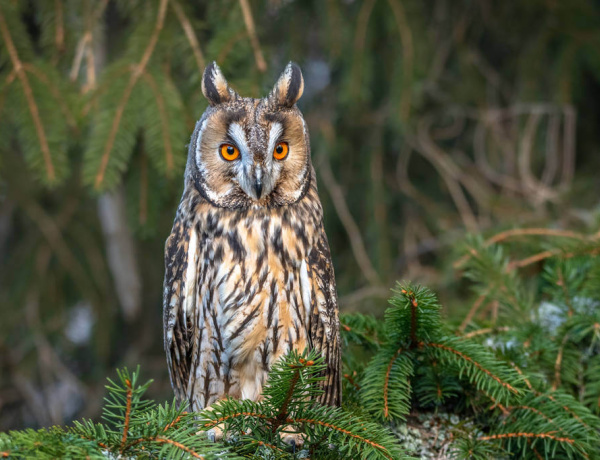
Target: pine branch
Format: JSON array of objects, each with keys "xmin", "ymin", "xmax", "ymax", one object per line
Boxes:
[
  {"xmin": 0, "ymin": 4, "xmax": 57, "ymax": 183},
  {"xmin": 171, "ymin": 0, "xmax": 205, "ymax": 71},
  {"xmin": 361, "ymin": 346, "xmax": 413, "ymax": 421},
  {"xmin": 140, "ymin": 70, "xmax": 175, "ymax": 174},
  {"xmin": 119, "ymin": 377, "xmax": 133, "ymax": 452},
  {"xmin": 454, "ymin": 228, "xmax": 590, "ymax": 269},
  {"xmin": 238, "ymin": 0, "xmax": 266, "ymax": 73},
  {"xmin": 423, "ymin": 340, "xmax": 521, "ymax": 397},
  {"xmin": 91, "ymin": 0, "xmax": 169, "ymax": 190}
]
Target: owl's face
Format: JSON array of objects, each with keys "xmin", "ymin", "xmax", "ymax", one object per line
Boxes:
[{"xmin": 189, "ymin": 62, "xmax": 311, "ymax": 209}]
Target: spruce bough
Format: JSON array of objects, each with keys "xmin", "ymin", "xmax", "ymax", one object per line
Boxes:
[{"xmin": 2, "ymin": 276, "xmax": 600, "ymax": 458}]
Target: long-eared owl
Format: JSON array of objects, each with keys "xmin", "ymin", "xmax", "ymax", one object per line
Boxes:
[{"xmin": 163, "ymin": 62, "xmax": 341, "ymax": 413}]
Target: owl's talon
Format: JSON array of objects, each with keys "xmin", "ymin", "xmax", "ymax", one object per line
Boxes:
[
  {"xmin": 280, "ymin": 430, "xmax": 305, "ymax": 451},
  {"xmin": 204, "ymin": 425, "xmax": 224, "ymax": 443}
]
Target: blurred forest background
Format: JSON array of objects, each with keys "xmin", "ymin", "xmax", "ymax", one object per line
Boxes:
[{"xmin": 1, "ymin": 0, "xmax": 600, "ymax": 432}]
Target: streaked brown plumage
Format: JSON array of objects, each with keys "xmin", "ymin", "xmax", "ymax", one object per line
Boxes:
[{"xmin": 163, "ymin": 62, "xmax": 341, "ymax": 414}]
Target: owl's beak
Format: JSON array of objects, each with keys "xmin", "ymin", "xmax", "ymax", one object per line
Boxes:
[{"xmin": 253, "ymin": 177, "xmax": 263, "ymax": 199}]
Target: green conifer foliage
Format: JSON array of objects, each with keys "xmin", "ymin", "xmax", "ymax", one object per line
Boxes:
[
  {"xmin": 0, "ymin": 353, "xmax": 407, "ymax": 460},
  {"xmin": 341, "ymin": 281, "xmax": 600, "ymax": 458}
]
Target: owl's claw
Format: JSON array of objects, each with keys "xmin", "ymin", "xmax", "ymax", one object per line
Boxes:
[
  {"xmin": 204, "ymin": 425, "xmax": 224, "ymax": 443},
  {"xmin": 280, "ymin": 430, "xmax": 305, "ymax": 452}
]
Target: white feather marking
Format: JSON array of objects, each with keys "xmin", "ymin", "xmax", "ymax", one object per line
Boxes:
[
  {"xmin": 229, "ymin": 123, "xmax": 249, "ymax": 156},
  {"xmin": 183, "ymin": 228, "xmax": 198, "ymax": 329},
  {"xmin": 267, "ymin": 122, "xmax": 283, "ymax": 161},
  {"xmin": 240, "ymin": 361, "xmax": 264, "ymax": 400},
  {"xmin": 300, "ymin": 259, "xmax": 312, "ymax": 319},
  {"xmin": 194, "ymin": 119, "xmax": 208, "ymax": 170}
]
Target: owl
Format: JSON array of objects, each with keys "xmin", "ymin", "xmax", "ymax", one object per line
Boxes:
[{"xmin": 163, "ymin": 62, "xmax": 341, "ymax": 418}]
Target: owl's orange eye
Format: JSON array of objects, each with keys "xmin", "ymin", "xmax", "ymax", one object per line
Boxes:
[
  {"xmin": 273, "ymin": 142, "xmax": 289, "ymax": 160},
  {"xmin": 220, "ymin": 144, "xmax": 240, "ymax": 161}
]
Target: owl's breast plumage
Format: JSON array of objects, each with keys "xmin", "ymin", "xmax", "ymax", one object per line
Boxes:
[{"xmin": 176, "ymin": 192, "xmax": 322, "ymax": 407}]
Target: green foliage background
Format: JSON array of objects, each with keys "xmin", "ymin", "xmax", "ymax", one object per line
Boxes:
[{"xmin": 1, "ymin": 0, "xmax": 600, "ymax": 446}]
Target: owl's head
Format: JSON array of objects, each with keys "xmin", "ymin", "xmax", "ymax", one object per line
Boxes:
[{"xmin": 187, "ymin": 61, "xmax": 311, "ymax": 209}]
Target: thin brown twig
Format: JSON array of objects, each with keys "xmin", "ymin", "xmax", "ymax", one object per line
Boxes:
[
  {"xmin": 478, "ymin": 432, "xmax": 575, "ymax": 444},
  {"xmin": 120, "ymin": 378, "xmax": 133, "ymax": 452},
  {"xmin": 152, "ymin": 436, "xmax": 205, "ymax": 459},
  {"xmin": 509, "ymin": 363, "xmax": 534, "ymax": 391},
  {"xmin": 287, "ymin": 417, "xmax": 394, "ymax": 459},
  {"xmin": 528, "ymin": 440, "xmax": 544, "ymax": 460},
  {"xmin": 140, "ymin": 70, "xmax": 174, "ymax": 173},
  {"xmin": 458, "ymin": 294, "xmax": 487, "ymax": 332},
  {"xmin": 171, "ymin": 0, "xmax": 205, "ymax": 71},
  {"xmin": 216, "ymin": 30, "xmax": 246, "ymax": 64},
  {"xmin": 70, "ymin": 31, "xmax": 90, "ymax": 81},
  {"xmin": 350, "ymin": 0, "xmax": 377, "ymax": 96},
  {"xmin": 238, "ymin": 0, "xmax": 266, "ymax": 72},
  {"xmin": 81, "ymin": 64, "xmax": 132, "ymax": 117},
  {"xmin": 386, "ymin": 0, "xmax": 413, "ymax": 120},
  {"xmin": 319, "ymin": 124, "xmax": 381, "ymax": 286},
  {"xmin": 557, "ymin": 266, "xmax": 574, "ymax": 317},
  {"xmin": 94, "ymin": 0, "xmax": 169, "ymax": 189},
  {"xmin": 383, "ymin": 347, "xmax": 404, "ymax": 418},
  {"xmin": 343, "ymin": 372, "xmax": 361, "ymax": 390},
  {"xmin": 0, "ymin": 5, "xmax": 56, "ymax": 181},
  {"xmin": 412, "ymin": 118, "xmax": 479, "ymax": 232},
  {"xmin": 22, "ymin": 63, "xmax": 77, "ymax": 129},
  {"xmin": 248, "ymin": 440, "xmax": 286, "ymax": 453},
  {"xmin": 462, "ymin": 326, "xmax": 510, "ymax": 339},
  {"xmin": 70, "ymin": 0, "xmax": 109, "ymax": 82},
  {"xmin": 552, "ymin": 333, "xmax": 571, "ymax": 391},
  {"xmin": 454, "ymin": 228, "xmax": 594, "ymax": 269}
]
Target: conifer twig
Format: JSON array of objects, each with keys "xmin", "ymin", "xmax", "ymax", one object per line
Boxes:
[
  {"xmin": 351, "ymin": 0, "xmax": 376, "ymax": 96},
  {"xmin": 120, "ymin": 378, "xmax": 133, "ymax": 452},
  {"xmin": 422, "ymin": 342, "xmax": 519, "ymax": 394},
  {"xmin": 552, "ymin": 333, "xmax": 571, "ymax": 391},
  {"xmin": 462, "ymin": 326, "xmax": 510, "ymax": 339},
  {"xmin": 94, "ymin": 0, "xmax": 169, "ymax": 189},
  {"xmin": 454, "ymin": 228, "xmax": 590, "ymax": 268},
  {"xmin": 171, "ymin": 0, "xmax": 205, "ymax": 71},
  {"xmin": 383, "ymin": 347, "xmax": 404, "ymax": 418},
  {"xmin": 238, "ymin": 0, "xmax": 266, "ymax": 73},
  {"xmin": 509, "ymin": 363, "xmax": 534, "ymax": 391},
  {"xmin": 153, "ymin": 437, "xmax": 205, "ymax": 459},
  {"xmin": 286, "ymin": 417, "xmax": 394, "ymax": 459},
  {"xmin": 273, "ymin": 364, "xmax": 302, "ymax": 430},
  {"xmin": 458, "ymin": 294, "xmax": 487, "ymax": 332},
  {"xmin": 248, "ymin": 440, "xmax": 285, "ymax": 453},
  {"xmin": 0, "ymin": 5, "xmax": 56, "ymax": 182},
  {"xmin": 22, "ymin": 63, "xmax": 77, "ymax": 129},
  {"xmin": 127, "ymin": 435, "xmax": 205, "ymax": 459},
  {"xmin": 70, "ymin": 0, "xmax": 109, "ymax": 83},
  {"xmin": 478, "ymin": 432, "xmax": 575, "ymax": 444},
  {"xmin": 140, "ymin": 71, "xmax": 174, "ymax": 173},
  {"xmin": 344, "ymin": 372, "xmax": 361, "ymax": 390}
]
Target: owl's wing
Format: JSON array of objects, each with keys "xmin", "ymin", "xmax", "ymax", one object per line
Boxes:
[
  {"xmin": 307, "ymin": 227, "xmax": 342, "ymax": 407},
  {"xmin": 163, "ymin": 215, "xmax": 199, "ymax": 405}
]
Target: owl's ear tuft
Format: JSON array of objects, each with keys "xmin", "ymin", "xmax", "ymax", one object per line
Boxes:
[
  {"xmin": 269, "ymin": 62, "xmax": 304, "ymax": 108},
  {"xmin": 202, "ymin": 62, "xmax": 237, "ymax": 106}
]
